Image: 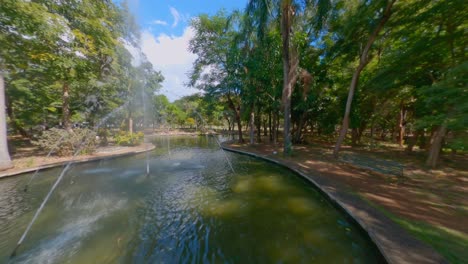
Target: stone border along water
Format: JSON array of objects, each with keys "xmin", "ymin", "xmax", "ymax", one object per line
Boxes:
[
  {"xmin": 221, "ymin": 143, "xmax": 448, "ymax": 264},
  {"xmin": 0, "ymin": 144, "xmax": 155, "ymax": 180}
]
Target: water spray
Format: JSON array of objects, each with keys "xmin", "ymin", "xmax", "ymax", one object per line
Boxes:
[
  {"xmin": 194, "ymin": 111, "xmax": 235, "ymax": 174},
  {"xmin": 23, "ymin": 134, "xmax": 66, "ymax": 192},
  {"xmin": 10, "ymin": 101, "xmax": 130, "ymax": 258},
  {"xmin": 141, "ymin": 78, "xmax": 150, "ymax": 177}
]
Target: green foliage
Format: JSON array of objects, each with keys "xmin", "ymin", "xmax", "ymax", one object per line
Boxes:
[
  {"xmin": 0, "ymin": 0, "xmax": 164, "ymax": 136},
  {"xmin": 114, "ymin": 131, "xmax": 144, "ymax": 146},
  {"xmin": 33, "ymin": 128, "xmax": 96, "ymax": 156},
  {"xmin": 186, "ymin": 117, "xmax": 196, "ymax": 127}
]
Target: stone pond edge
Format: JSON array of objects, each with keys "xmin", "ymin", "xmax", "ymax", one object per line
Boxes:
[
  {"xmin": 221, "ymin": 144, "xmax": 447, "ymax": 264},
  {"xmin": 0, "ymin": 144, "xmax": 156, "ymax": 179}
]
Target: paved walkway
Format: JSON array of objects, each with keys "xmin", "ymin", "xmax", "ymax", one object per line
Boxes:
[{"xmin": 222, "ymin": 143, "xmax": 447, "ymax": 264}]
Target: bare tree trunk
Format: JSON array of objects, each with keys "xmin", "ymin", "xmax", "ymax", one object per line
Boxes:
[
  {"xmin": 268, "ymin": 111, "xmax": 272, "ymax": 142},
  {"xmin": 426, "ymin": 123, "xmax": 447, "ymax": 168},
  {"xmin": 398, "ymin": 106, "xmax": 407, "ymax": 147},
  {"xmin": 406, "ymin": 130, "xmax": 420, "ymax": 153},
  {"xmin": 129, "ymin": 117, "xmax": 133, "ymax": 135},
  {"xmin": 227, "ymin": 93, "xmax": 244, "ymax": 143},
  {"xmin": 293, "ymin": 112, "xmax": 307, "ymax": 143},
  {"xmin": 225, "ymin": 115, "xmax": 231, "ymax": 131},
  {"xmin": 62, "ymin": 82, "xmax": 73, "ymax": 133},
  {"xmin": 280, "ymin": 0, "xmax": 299, "ymax": 155},
  {"xmin": 256, "ymin": 108, "xmax": 262, "ymax": 143},
  {"xmin": 0, "ymin": 74, "xmax": 12, "ymax": 170},
  {"xmin": 249, "ymin": 105, "xmax": 255, "ymax": 145},
  {"xmin": 333, "ymin": 0, "xmax": 396, "ymax": 158},
  {"xmin": 351, "ymin": 127, "xmax": 359, "ymax": 146},
  {"xmin": 127, "ymin": 105, "xmax": 133, "ymax": 135},
  {"xmin": 273, "ymin": 111, "xmax": 278, "ymax": 145}
]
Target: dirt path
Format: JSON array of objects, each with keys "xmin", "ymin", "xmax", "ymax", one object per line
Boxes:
[{"xmin": 226, "ymin": 142, "xmax": 468, "ymax": 236}]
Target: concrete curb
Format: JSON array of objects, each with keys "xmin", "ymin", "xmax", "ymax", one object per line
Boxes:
[
  {"xmin": 222, "ymin": 144, "xmax": 448, "ymax": 264},
  {"xmin": 0, "ymin": 145, "xmax": 155, "ymax": 179}
]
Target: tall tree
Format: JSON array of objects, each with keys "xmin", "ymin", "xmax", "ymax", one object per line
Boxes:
[
  {"xmin": 333, "ymin": 0, "xmax": 397, "ymax": 157},
  {"xmin": 189, "ymin": 12, "xmax": 246, "ymax": 142}
]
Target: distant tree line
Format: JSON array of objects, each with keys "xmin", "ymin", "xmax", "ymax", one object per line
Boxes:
[{"xmin": 188, "ymin": 0, "xmax": 467, "ymax": 168}]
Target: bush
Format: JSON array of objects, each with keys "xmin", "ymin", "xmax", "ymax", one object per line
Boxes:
[
  {"xmin": 114, "ymin": 131, "xmax": 144, "ymax": 146},
  {"xmin": 33, "ymin": 128, "xmax": 96, "ymax": 156},
  {"xmin": 97, "ymin": 128, "xmax": 110, "ymax": 146}
]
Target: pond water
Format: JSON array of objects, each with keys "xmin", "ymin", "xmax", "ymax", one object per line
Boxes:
[{"xmin": 0, "ymin": 136, "xmax": 384, "ymax": 263}]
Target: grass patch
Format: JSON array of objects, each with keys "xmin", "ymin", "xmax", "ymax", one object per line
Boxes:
[
  {"xmin": 392, "ymin": 218, "xmax": 468, "ymax": 264},
  {"xmin": 362, "ymin": 196, "xmax": 468, "ymax": 264}
]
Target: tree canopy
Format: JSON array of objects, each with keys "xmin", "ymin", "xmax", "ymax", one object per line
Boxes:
[{"xmin": 188, "ymin": 0, "xmax": 467, "ymax": 168}]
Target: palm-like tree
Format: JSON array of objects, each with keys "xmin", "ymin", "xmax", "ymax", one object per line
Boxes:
[{"xmin": 246, "ymin": 0, "xmax": 330, "ymax": 154}]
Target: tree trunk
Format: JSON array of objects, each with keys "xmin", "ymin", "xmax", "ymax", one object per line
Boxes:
[
  {"xmin": 62, "ymin": 82, "xmax": 72, "ymax": 133},
  {"xmin": 280, "ymin": 0, "xmax": 299, "ymax": 155},
  {"xmin": 357, "ymin": 122, "xmax": 367, "ymax": 144},
  {"xmin": 128, "ymin": 106, "xmax": 133, "ymax": 135},
  {"xmin": 256, "ymin": 108, "xmax": 262, "ymax": 143},
  {"xmin": 398, "ymin": 106, "xmax": 407, "ymax": 147},
  {"xmin": 333, "ymin": 0, "xmax": 396, "ymax": 158},
  {"xmin": 249, "ymin": 105, "xmax": 255, "ymax": 145},
  {"xmin": 351, "ymin": 127, "xmax": 359, "ymax": 146},
  {"xmin": 5, "ymin": 100, "xmax": 30, "ymax": 138},
  {"xmin": 273, "ymin": 111, "xmax": 278, "ymax": 145},
  {"xmin": 426, "ymin": 123, "xmax": 447, "ymax": 168},
  {"xmin": 0, "ymin": 74, "xmax": 12, "ymax": 170},
  {"xmin": 225, "ymin": 115, "xmax": 231, "ymax": 131},
  {"xmin": 129, "ymin": 117, "xmax": 133, "ymax": 135},
  {"xmin": 268, "ymin": 111, "xmax": 272, "ymax": 142},
  {"xmin": 406, "ymin": 130, "xmax": 420, "ymax": 153},
  {"xmin": 293, "ymin": 111, "xmax": 307, "ymax": 143},
  {"xmin": 227, "ymin": 93, "xmax": 244, "ymax": 143}
]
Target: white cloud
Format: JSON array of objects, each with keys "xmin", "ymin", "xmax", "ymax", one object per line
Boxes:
[
  {"xmin": 169, "ymin": 7, "xmax": 180, "ymax": 28},
  {"xmin": 141, "ymin": 27, "xmax": 199, "ymax": 101},
  {"xmin": 150, "ymin": 19, "xmax": 168, "ymax": 26}
]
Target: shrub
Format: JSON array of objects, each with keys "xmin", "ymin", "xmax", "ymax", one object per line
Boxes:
[
  {"xmin": 33, "ymin": 128, "xmax": 96, "ymax": 156},
  {"xmin": 114, "ymin": 131, "xmax": 144, "ymax": 146},
  {"xmin": 97, "ymin": 128, "xmax": 110, "ymax": 146}
]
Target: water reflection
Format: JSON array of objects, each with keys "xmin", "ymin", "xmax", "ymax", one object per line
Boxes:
[{"xmin": 0, "ymin": 135, "xmax": 384, "ymax": 263}]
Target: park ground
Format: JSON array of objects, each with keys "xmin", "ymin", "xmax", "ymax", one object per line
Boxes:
[{"xmin": 226, "ymin": 138, "xmax": 467, "ymax": 264}]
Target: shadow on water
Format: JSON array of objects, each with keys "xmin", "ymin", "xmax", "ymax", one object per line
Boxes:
[{"xmin": 0, "ymin": 135, "xmax": 385, "ymax": 263}]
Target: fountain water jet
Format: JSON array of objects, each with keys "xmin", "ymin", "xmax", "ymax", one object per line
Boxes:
[
  {"xmin": 23, "ymin": 134, "xmax": 66, "ymax": 192},
  {"xmin": 194, "ymin": 111, "xmax": 235, "ymax": 174},
  {"xmin": 10, "ymin": 100, "xmax": 131, "ymax": 258},
  {"xmin": 141, "ymin": 79, "xmax": 150, "ymax": 176}
]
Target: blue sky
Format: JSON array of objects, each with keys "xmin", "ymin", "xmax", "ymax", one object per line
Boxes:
[{"xmin": 126, "ymin": 0, "xmax": 248, "ymax": 101}]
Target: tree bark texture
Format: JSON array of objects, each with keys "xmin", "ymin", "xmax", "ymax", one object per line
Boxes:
[
  {"xmin": 281, "ymin": 0, "xmax": 300, "ymax": 155},
  {"xmin": 249, "ymin": 105, "xmax": 255, "ymax": 145},
  {"xmin": 426, "ymin": 123, "xmax": 447, "ymax": 168}
]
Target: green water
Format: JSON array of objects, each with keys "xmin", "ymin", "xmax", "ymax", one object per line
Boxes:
[{"xmin": 0, "ymin": 136, "xmax": 384, "ymax": 263}]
